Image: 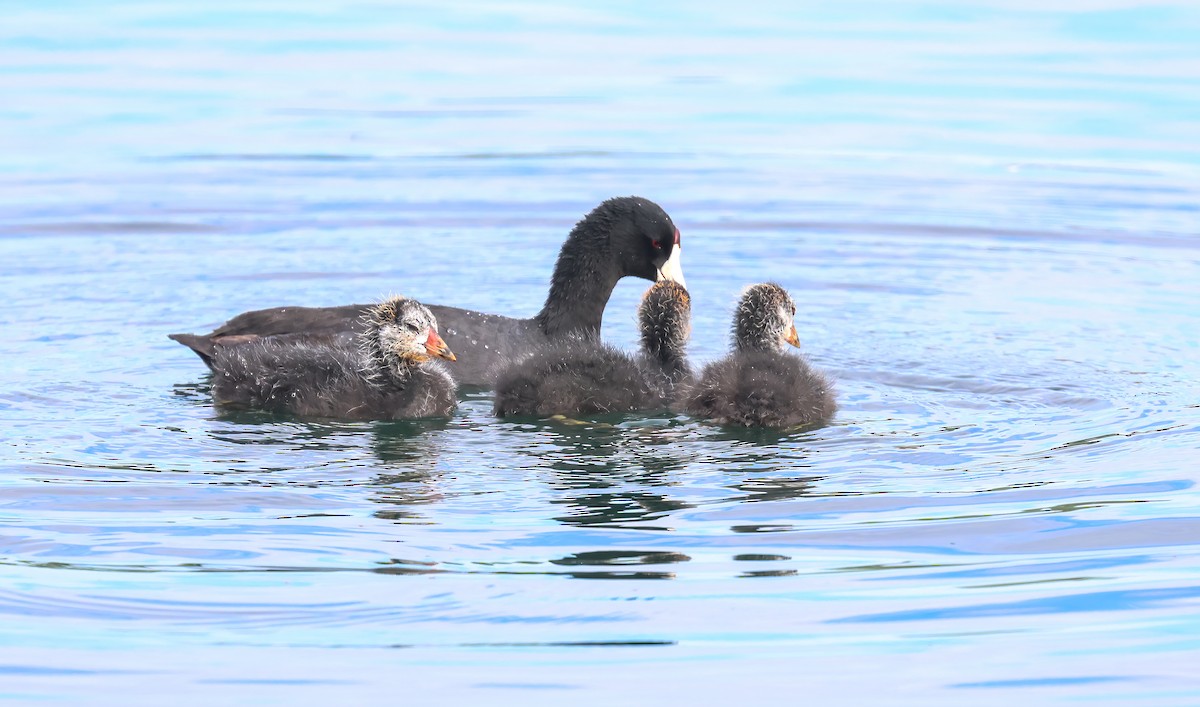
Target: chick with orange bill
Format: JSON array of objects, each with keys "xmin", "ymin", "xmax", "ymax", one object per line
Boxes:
[
  {"xmin": 685, "ymin": 283, "xmax": 836, "ymax": 429},
  {"xmin": 211, "ymin": 296, "xmax": 458, "ymax": 420}
]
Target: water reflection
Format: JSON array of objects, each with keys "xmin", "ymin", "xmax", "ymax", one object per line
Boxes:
[
  {"xmin": 372, "ymin": 558, "xmax": 443, "ymax": 576},
  {"xmin": 468, "ymin": 414, "xmax": 839, "ymax": 530},
  {"xmin": 551, "ymin": 488, "xmax": 691, "ymax": 530},
  {"xmin": 367, "ymin": 420, "xmax": 452, "ymax": 523},
  {"xmin": 512, "ymin": 416, "xmax": 692, "ymax": 480},
  {"xmin": 730, "ymin": 476, "xmax": 822, "ymax": 504},
  {"xmin": 549, "ymin": 550, "xmax": 690, "ymax": 580},
  {"xmin": 369, "ymin": 419, "xmax": 451, "ymax": 467},
  {"xmin": 369, "ymin": 473, "xmax": 444, "ymax": 524},
  {"xmin": 171, "ymin": 380, "xmax": 210, "ymax": 405},
  {"xmin": 495, "ymin": 417, "xmax": 697, "ymax": 529},
  {"xmin": 733, "ymin": 553, "xmax": 797, "ymax": 578}
]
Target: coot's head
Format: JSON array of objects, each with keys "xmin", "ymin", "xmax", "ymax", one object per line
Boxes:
[
  {"xmin": 363, "ymin": 297, "xmax": 456, "ymax": 375},
  {"xmin": 638, "ymin": 280, "xmax": 691, "ymax": 364},
  {"xmin": 585, "ymin": 196, "xmax": 686, "ymax": 288},
  {"xmin": 538, "ymin": 197, "xmax": 687, "ymax": 338},
  {"xmin": 733, "ymin": 283, "xmax": 800, "ymax": 353}
]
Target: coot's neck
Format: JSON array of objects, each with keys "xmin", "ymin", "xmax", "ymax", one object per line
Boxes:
[
  {"xmin": 384, "ymin": 358, "xmax": 418, "ymax": 387},
  {"xmin": 734, "ymin": 307, "xmax": 785, "ymax": 354},
  {"xmin": 359, "ymin": 331, "xmax": 417, "ymax": 387},
  {"xmin": 735, "ymin": 333, "xmax": 775, "ymax": 354},
  {"xmin": 641, "ymin": 336, "xmax": 685, "ymax": 372},
  {"xmin": 534, "ymin": 224, "xmax": 621, "ymax": 338},
  {"xmin": 735, "ymin": 330, "xmax": 781, "ymax": 354},
  {"xmin": 655, "ymin": 351, "xmax": 692, "ymax": 383}
]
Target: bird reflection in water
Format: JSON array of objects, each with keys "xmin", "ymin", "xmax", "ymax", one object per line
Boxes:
[
  {"xmin": 369, "ymin": 419, "xmax": 451, "ymax": 523},
  {"xmin": 503, "ymin": 416, "xmax": 694, "ymax": 530},
  {"xmin": 702, "ymin": 426, "xmax": 827, "ymax": 505},
  {"xmin": 550, "ymin": 550, "xmax": 691, "ymax": 580}
]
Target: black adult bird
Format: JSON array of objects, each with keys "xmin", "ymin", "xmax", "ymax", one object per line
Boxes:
[
  {"xmin": 170, "ymin": 196, "xmax": 685, "ymax": 387},
  {"xmin": 211, "ymin": 296, "xmax": 458, "ymax": 420},
  {"xmin": 685, "ymin": 283, "xmax": 836, "ymax": 429},
  {"xmin": 493, "ymin": 280, "xmax": 692, "ymax": 417}
]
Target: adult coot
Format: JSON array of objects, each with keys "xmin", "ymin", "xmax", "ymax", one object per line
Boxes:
[
  {"xmin": 211, "ymin": 296, "xmax": 458, "ymax": 420},
  {"xmin": 685, "ymin": 283, "xmax": 836, "ymax": 429},
  {"xmin": 171, "ymin": 196, "xmax": 684, "ymax": 386},
  {"xmin": 493, "ymin": 280, "xmax": 692, "ymax": 417}
]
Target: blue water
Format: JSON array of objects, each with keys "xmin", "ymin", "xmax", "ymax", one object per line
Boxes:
[{"xmin": 2, "ymin": 2, "xmax": 1200, "ymax": 704}]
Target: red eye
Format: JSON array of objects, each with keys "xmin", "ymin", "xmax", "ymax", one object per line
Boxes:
[{"xmin": 652, "ymin": 239, "xmax": 662, "ymax": 250}]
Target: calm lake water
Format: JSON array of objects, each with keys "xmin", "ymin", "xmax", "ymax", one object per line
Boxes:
[{"xmin": 2, "ymin": 1, "xmax": 1199, "ymax": 704}]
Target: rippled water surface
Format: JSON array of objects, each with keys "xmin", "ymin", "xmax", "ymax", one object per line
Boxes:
[{"xmin": 3, "ymin": 2, "xmax": 1200, "ymax": 704}]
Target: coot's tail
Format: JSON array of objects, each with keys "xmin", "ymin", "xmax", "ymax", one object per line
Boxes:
[{"xmin": 168, "ymin": 333, "xmax": 217, "ymax": 369}]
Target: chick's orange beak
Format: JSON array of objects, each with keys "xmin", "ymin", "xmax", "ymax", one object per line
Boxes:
[
  {"xmin": 784, "ymin": 323, "xmax": 801, "ymax": 348},
  {"xmin": 424, "ymin": 328, "xmax": 456, "ymax": 361}
]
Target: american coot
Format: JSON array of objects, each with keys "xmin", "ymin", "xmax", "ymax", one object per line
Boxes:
[
  {"xmin": 685, "ymin": 283, "xmax": 836, "ymax": 429},
  {"xmin": 211, "ymin": 296, "xmax": 458, "ymax": 420},
  {"xmin": 493, "ymin": 280, "xmax": 692, "ymax": 417},
  {"xmin": 170, "ymin": 196, "xmax": 685, "ymax": 387}
]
